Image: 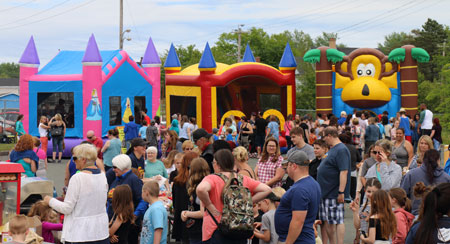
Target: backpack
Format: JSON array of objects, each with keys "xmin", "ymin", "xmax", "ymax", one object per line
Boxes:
[{"xmin": 206, "ymin": 173, "xmax": 254, "ymax": 240}]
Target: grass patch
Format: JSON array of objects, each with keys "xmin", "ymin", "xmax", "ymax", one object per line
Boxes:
[{"xmin": 0, "ymin": 143, "xmax": 14, "ymax": 152}]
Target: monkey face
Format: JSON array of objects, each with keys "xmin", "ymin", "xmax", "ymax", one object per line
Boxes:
[{"xmin": 336, "ymin": 53, "xmax": 397, "ymax": 109}]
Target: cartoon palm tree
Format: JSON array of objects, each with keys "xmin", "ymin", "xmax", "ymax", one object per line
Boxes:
[
  {"xmin": 304, "ymin": 47, "xmax": 345, "ymax": 115},
  {"xmin": 388, "ymin": 45, "xmax": 430, "ymax": 116}
]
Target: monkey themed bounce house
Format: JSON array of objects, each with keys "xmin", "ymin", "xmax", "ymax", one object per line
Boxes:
[
  {"xmin": 304, "ymin": 45, "xmax": 430, "ymax": 118},
  {"xmin": 18, "ymin": 34, "xmax": 161, "ymax": 155}
]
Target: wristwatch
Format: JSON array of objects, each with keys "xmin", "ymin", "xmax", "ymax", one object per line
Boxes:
[{"xmin": 338, "ymin": 191, "xmax": 344, "ymax": 194}]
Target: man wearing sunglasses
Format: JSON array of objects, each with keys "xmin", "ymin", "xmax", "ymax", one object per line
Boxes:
[{"xmin": 86, "ymin": 130, "xmax": 103, "ymax": 160}]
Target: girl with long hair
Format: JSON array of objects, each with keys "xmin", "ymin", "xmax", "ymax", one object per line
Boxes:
[
  {"xmin": 430, "ymin": 117, "xmax": 442, "ymax": 151},
  {"xmin": 179, "ymin": 115, "xmax": 191, "ymax": 143},
  {"xmin": 388, "ymin": 188, "xmax": 414, "ymax": 244},
  {"xmin": 109, "ymin": 184, "xmax": 134, "ymax": 244},
  {"xmin": 181, "ymin": 158, "xmax": 210, "ymax": 244},
  {"xmin": 49, "ymin": 113, "xmax": 66, "ymax": 163},
  {"xmin": 255, "ymin": 137, "xmax": 284, "ymax": 188},
  {"xmin": 28, "ymin": 200, "xmax": 62, "ymax": 243},
  {"xmin": 172, "ymin": 151, "xmax": 199, "ymax": 243},
  {"xmin": 360, "ymin": 190, "xmax": 397, "ymax": 244},
  {"xmin": 350, "ymin": 178, "xmax": 381, "ymax": 244},
  {"xmin": 406, "ymin": 183, "xmax": 450, "ymax": 244},
  {"xmin": 409, "ymin": 135, "xmax": 433, "ymax": 169},
  {"xmin": 163, "ymin": 150, "xmax": 179, "ymax": 176},
  {"xmin": 401, "ymin": 149, "xmax": 450, "ymax": 216},
  {"xmin": 164, "ymin": 130, "xmax": 182, "ymax": 157},
  {"xmin": 15, "ymin": 114, "xmax": 26, "ymax": 137}
]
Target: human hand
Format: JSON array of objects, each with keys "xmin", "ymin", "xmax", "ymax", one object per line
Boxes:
[
  {"xmin": 110, "ymin": 235, "xmax": 119, "ymax": 243},
  {"xmin": 253, "ymin": 222, "xmax": 262, "ymax": 229},
  {"xmin": 349, "ymin": 201, "xmax": 358, "ymax": 212},
  {"xmin": 181, "ymin": 211, "xmax": 188, "ymax": 222},
  {"xmin": 337, "ymin": 193, "xmax": 344, "ymax": 203},
  {"xmin": 44, "ymin": 195, "xmax": 52, "ymax": 205}
]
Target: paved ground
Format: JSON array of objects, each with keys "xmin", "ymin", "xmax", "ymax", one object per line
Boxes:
[{"xmin": 1, "ymin": 155, "xmax": 356, "ymax": 243}]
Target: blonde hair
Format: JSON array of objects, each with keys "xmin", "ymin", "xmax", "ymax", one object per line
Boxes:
[
  {"xmin": 352, "ymin": 118, "xmax": 359, "ymax": 125},
  {"xmin": 54, "ymin": 113, "xmax": 62, "ymax": 121},
  {"xmin": 73, "ymin": 144, "xmax": 97, "ymax": 163},
  {"xmin": 9, "ymin": 215, "xmax": 28, "ymax": 235},
  {"xmin": 232, "ymin": 146, "xmax": 248, "ymax": 162},
  {"xmin": 272, "ymin": 187, "xmax": 286, "ymax": 199},
  {"xmin": 375, "ymin": 139, "xmax": 393, "ymax": 160},
  {"xmin": 417, "ymin": 135, "xmax": 433, "ymax": 156},
  {"xmin": 143, "ymin": 180, "xmax": 159, "ymax": 197},
  {"xmin": 28, "ymin": 200, "xmax": 59, "ymax": 223},
  {"xmin": 40, "ymin": 116, "xmax": 47, "ymax": 123},
  {"xmin": 182, "ymin": 140, "xmax": 194, "ymax": 151},
  {"xmin": 163, "ymin": 151, "xmax": 178, "ymax": 169}
]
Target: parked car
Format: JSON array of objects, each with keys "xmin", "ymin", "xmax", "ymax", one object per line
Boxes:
[{"xmin": 0, "ymin": 111, "xmax": 20, "ymax": 136}]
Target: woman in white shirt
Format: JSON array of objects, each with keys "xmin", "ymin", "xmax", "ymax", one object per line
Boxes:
[
  {"xmin": 44, "ymin": 144, "xmax": 109, "ymax": 244},
  {"xmin": 38, "ymin": 116, "xmax": 50, "ymax": 161}
]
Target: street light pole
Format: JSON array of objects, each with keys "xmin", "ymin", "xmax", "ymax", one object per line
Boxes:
[
  {"xmin": 119, "ymin": 0, "xmax": 123, "ymax": 49},
  {"xmin": 234, "ymin": 24, "xmax": 245, "ymax": 62}
]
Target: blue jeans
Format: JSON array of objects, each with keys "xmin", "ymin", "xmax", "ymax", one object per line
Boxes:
[
  {"xmin": 433, "ymin": 138, "xmax": 441, "ymax": 152},
  {"xmin": 52, "ymin": 136, "xmax": 64, "ymax": 154}
]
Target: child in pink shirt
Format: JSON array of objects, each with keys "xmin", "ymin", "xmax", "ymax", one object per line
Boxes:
[{"xmin": 28, "ymin": 200, "xmax": 63, "ymax": 243}]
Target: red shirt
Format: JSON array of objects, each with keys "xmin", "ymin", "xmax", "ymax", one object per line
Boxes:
[
  {"xmin": 90, "ymin": 137, "xmax": 103, "ymax": 159},
  {"xmin": 144, "ymin": 115, "xmax": 151, "ymax": 126}
]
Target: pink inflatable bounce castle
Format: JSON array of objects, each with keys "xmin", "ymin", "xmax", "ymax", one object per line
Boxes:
[{"xmin": 18, "ymin": 34, "xmax": 161, "ymax": 156}]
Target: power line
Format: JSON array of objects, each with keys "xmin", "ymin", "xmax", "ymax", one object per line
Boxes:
[
  {"xmin": 0, "ymin": 0, "xmax": 98, "ymax": 31},
  {"xmin": 337, "ymin": 0, "xmax": 421, "ymax": 34},
  {"xmin": 0, "ymin": 0, "xmax": 36, "ymax": 13},
  {"xmin": 0, "ymin": 0, "xmax": 71, "ymax": 28},
  {"xmin": 339, "ymin": 0, "xmax": 441, "ymax": 40}
]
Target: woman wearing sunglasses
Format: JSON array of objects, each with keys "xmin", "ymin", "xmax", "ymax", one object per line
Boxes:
[{"xmin": 364, "ymin": 139, "xmax": 402, "ymax": 191}]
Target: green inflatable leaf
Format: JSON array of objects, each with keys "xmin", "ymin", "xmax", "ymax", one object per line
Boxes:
[
  {"xmin": 326, "ymin": 49, "xmax": 345, "ymax": 63},
  {"xmin": 303, "ymin": 49, "xmax": 321, "ymax": 63},
  {"xmin": 388, "ymin": 48, "xmax": 405, "ymax": 63},
  {"xmin": 411, "ymin": 48, "xmax": 430, "ymax": 63}
]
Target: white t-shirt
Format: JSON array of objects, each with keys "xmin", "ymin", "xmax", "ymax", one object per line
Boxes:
[
  {"xmin": 422, "ymin": 109, "xmax": 433, "ymax": 129},
  {"xmin": 38, "ymin": 123, "xmax": 48, "ymax": 137}
]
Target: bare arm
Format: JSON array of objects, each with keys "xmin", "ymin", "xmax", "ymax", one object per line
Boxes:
[
  {"xmin": 430, "ymin": 129, "xmax": 435, "ymax": 139},
  {"xmin": 285, "ymin": 211, "xmax": 307, "ymax": 244},
  {"xmin": 153, "ymin": 228, "xmax": 162, "ymax": 244},
  {"xmin": 109, "ymin": 215, "xmax": 123, "ymax": 237},
  {"xmin": 64, "ymin": 161, "xmax": 70, "ymax": 186},
  {"xmin": 264, "ymin": 167, "xmax": 285, "ymax": 187},
  {"xmin": 360, "ymin": 225, "xmax": 376, "ymax": 244},
  {"xmin": 196, "ymin": 180, "xmax": 220, "ymax": 216},
  {"xmin": 338, "ymin": 170, "xmax": 348, "ymax": 203},
  {"xmin": 251, "ymin": 183, "xmax": 271, "ymax": 204},
  {"xmin": 101, "ymin": 140, "xmax": 111, "ymax": 153},
  {"xmin": 405, "ymin": 141, "xmax": 414, "ymax": 168}
]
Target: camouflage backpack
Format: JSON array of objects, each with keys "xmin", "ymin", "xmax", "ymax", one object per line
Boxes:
[{"xmin": 207, "ymin": 173, "xmax": 254, "ymax": 239}]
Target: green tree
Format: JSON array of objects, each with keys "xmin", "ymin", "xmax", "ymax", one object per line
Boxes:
[
  {"xmin": 314, "ymin": 32, "xmax": 346, "ymax": 48},
  {"xmin": 377, "ymin": 32, "xmax": 415, "ymax": 55},
  {"xmin": 0, "ymin": 62, "xmax": 20, "ymax": 78},
  {"xmin": 412, "ymin": 18, "xmax": 447, "ymax": 82}
]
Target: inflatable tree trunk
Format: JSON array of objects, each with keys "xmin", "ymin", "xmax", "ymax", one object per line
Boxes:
[
  {"xmin": 315, "ymin": 47, "xmax": 333, "ymax": 116},
  {"xmin": 399, "ymin": 45, "xmax": 419, "ymax": 117}
]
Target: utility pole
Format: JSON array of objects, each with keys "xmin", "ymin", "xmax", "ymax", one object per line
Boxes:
[
  {"xmin": 119, "ymin": 0, "xmax": 123, "ymax": 49},
  {"xmin": 234, "ymin": 24, "xmax": 245, "ymax": 62}
]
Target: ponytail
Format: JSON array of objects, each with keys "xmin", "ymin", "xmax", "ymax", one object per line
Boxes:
[
  {"xmin": 423, "ymin": 149, "xmax": 440, "ymax": 184},
  {"xmin": 389, "ymin": 188, "xmax": 411, "ymax": 212},
  {"xmin": 414, "ymin": 183, "xmax": 450, "ymax": 244}
]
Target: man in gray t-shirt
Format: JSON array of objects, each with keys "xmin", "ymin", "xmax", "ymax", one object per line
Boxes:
[
  {"xmin": 287, "ymin": 127, "xmax": 315, "ymax": 161},
  {"xmin": 283, "ymin": 127, "xmax": 315, "ymax": 190}
]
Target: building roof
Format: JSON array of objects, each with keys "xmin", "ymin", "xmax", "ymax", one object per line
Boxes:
[
  {"xmin": 38, "ymin": 50, "xmax": 121, "ymax": 75},
  {"xmin": 0, "ymin": 78, "xmax": 19, "ymax": 86}
]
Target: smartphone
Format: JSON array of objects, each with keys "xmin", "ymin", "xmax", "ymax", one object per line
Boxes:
[{"xmin": 360, "ymin": 230, "xmax": 367, "ymax": 238}]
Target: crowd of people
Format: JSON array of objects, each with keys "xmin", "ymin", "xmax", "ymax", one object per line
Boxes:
[{"xmin": 5, "ymin": 104, "xmax": 450, "ymax": 244}]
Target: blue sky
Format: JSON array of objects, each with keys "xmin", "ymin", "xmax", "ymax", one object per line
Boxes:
[{"xmin": 0, "ymin": 0, "xmax": 448, "ymax": 66}]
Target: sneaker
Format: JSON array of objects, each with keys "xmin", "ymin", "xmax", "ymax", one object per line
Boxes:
[{"xmin": 58, "ymin": 160, "xmax": 62, "ymax": 163}]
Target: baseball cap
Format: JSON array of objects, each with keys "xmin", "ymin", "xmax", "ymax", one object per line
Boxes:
[
  {"xmin": 283, "ymin": 150, "xmax": 310, "ymax": 166},
  {"xmin": 126, "ymin": 138, "xmax": 148, "ymax": 154},
  {"xmin": 112, "ymin": 154, "xmax": 132, "ymax": 171},
  {"xmin": 399, "ymin": 108, "xmax": 406, "ymax": 113},
  {"xmin": 192, "ymin": 128, "xmax": 212, "ymax": 142},
  {"xmin": 265, "ymin": 192, "xmax": 281, "ymax": 202}
]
